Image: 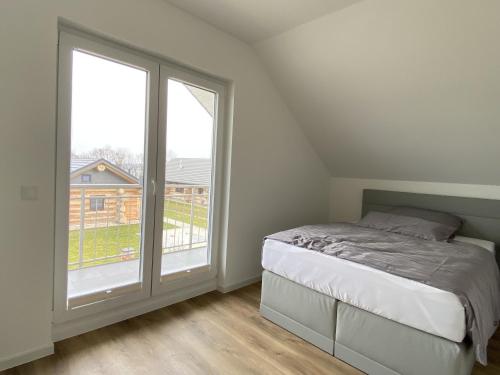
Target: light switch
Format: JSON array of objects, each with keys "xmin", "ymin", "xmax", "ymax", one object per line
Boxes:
[{"xmin": 20, "ymin": 185, "xmax": 39, "ymax": 201}]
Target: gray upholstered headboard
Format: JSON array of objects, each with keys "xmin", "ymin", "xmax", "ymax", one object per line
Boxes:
[{"xmin": 362, "ymin": 190, "xmax": 500, "ymax": 254}]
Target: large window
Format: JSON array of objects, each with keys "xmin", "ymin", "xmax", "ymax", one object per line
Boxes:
[{"xmin": 54, "ymin": 28, "xmax": 226, "ymax": 323}]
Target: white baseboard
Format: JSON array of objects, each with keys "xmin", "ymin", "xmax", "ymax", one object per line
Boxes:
[
  {"xmin": 53, "ymin": 279, "xmax": 217, "ymax": 342},
  {"xmin": 217, "ymin": 274, "xmax": 261, "ymax": 293},
  {"xmin": 0, "ymin": 343, "xmax": 54, "ymax": 372}
]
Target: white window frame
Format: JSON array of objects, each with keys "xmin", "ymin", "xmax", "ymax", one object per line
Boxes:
[
  {"xmin": 152, "ymin": 65, "xmax": 226, "ymax": 295},
  {"xmin": 54, "ymin": 29, "xmax": 159, "ymax": 323},
  {"xmin": 54, "ymin": 26, "xmax": 229, "ymax": 328}
]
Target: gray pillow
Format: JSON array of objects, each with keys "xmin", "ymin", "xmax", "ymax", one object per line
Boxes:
[
  {"xmin": 358, "ymin": 211, "xmax": 459, "ymax": 241},
  {"xmin": 389, "ymin": 206, "xmax": 462, "ymax": 232}
]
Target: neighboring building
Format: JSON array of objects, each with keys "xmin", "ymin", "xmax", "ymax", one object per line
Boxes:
[
  {"xmin": 165, "ymin": 158, "xmax": 211, "ymax": 205},
  {"xmin": 69, "ymin": 158, "xmax": 211, "ymax": 228},
  {"xmin": 70, "ymin": 158, "xmax": 140, "ymax": 186},
  {"xmin": 165, "ymin": 158, "xmax": 211, "ymax": 186},
  {"xmin": 69, "ymin": 159, "xmax": 142, "ymax": 228}
]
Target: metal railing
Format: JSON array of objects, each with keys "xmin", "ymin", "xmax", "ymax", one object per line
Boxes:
[{"xmin": 68, "ymin": 185, "xmax": 209, "ymax": 270}]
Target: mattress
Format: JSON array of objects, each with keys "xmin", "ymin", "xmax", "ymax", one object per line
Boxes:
[{"xmin": 262, "ymin": 238, "xmax": 472, "ymax": 343}]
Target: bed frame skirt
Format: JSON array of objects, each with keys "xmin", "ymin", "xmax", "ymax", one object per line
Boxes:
[{"xmin": 260, "ymin": 270, "xmax": 475, "ymax": 375}]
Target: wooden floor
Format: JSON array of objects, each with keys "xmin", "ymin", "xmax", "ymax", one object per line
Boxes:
[{"xmin": 3, "ymin": 283, "xmax": 500, "ymax": 375}]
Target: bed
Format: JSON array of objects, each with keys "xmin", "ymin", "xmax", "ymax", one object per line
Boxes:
[{"xmin": 260, "ymin": 190, "xmax": 500, "ymax": 375}]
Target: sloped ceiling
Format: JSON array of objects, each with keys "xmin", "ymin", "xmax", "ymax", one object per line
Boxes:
[
  {"xmin": 165, "ymin": 0, "xmax": 362, "ymax": 43},
  {"xmin": 256, "ymin": 0, "xmax": 500, "ymax": 185}
]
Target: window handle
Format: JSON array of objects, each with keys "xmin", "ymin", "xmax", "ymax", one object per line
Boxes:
[{"xmin": 151, "ymin": 179, "xmax": 156, "ymax": 196}]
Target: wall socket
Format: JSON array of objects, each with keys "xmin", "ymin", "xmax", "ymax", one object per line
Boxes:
[{"xmin": 20, "ymin": 185, "xmax": 39, "ymax": 201}]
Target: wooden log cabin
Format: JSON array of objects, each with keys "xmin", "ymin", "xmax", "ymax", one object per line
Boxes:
[
  {"xmin": 69, "ymin": 159, "xmax": 142, "ymax": 229},
  {"xmin": 69, "ymin": 158, "xmax": 211, "ymax": 229}
]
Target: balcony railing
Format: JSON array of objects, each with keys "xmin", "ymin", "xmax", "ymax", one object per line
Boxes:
[{"xmin": 68, "ymin": 184, "xmax": 209, "ymax": 270}]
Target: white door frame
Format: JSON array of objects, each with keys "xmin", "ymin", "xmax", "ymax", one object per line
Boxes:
[
  {"xmin": 54, "ymin": 30, "xmax": 159, "ymax": 323},
  {"xmin": 151, "ymin": 65, "xmax": 226, "ymax": 295},
  {"xmin": 54, "ymin": 25, "xmax": 230, "ymax": 329}
]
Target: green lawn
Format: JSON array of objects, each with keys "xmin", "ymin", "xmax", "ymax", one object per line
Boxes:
[
  {"xmin": 68, "ymin": 223, "xmax": 141, "ymax": 270},
  {"xmin": 68, "ymin": 199, "xmax": 208, "ymax": 269},
  {"xmin": 164, "ymin": 199, "xmax": 208, "ymax": 229},
  {"xmin": 68, "ymin": 222, "xmax": 176, "ymax": 270}
]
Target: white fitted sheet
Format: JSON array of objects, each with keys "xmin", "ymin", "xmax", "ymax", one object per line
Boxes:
[{"xmin": 262, "ymin": 239, "xmax": 466, "ymax": 342}]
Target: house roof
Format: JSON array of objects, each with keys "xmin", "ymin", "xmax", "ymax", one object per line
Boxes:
[
  {"xmin": 70, "ymin": 158, "xmax": 211, "ymax": 186},
  {"xmin": 70, "ymin": 158, "xmax": 97, "ymax": 173},
  {"xmin": 70, "ymin": 158, "xmax": 140, "ymax": 185},
  {"xmin": 186, "ymin": 85, "xmax": 215, "ymax": 117},
  {"xmin": 165, "ymin": 158, "xmax": 211, "ymax": 186}
]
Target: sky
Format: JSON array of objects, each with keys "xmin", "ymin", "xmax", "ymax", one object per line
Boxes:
[{"xmin": 71, "ymin": 50, "xmax": 214, "ymax": 162}]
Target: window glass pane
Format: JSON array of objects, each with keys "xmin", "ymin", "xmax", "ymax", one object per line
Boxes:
[
  {"xmin": 68, "ymin": 50, "xmax": 147, "ymax": 301},
  {"xmin": 161, "ymin": 79, "xmax": 215, "ymax": 275},
  {"xmin": 81, "ymin": 174, "xmax": 91, "ymax": 183}
]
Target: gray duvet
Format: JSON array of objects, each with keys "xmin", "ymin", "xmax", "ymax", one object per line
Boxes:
[{"xmin": 266, "ymin": 223, "xmax": 500, "ymax": 365}]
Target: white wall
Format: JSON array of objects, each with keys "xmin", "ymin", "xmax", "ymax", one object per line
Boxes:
[
  {"xmin": 165, "ymin": 0, "xmax": 362, "ymax": 43},
  {"xmin": 0, "ymin": 0, "xmax": 329, "ymax": 366},
  {"xmin": 330, "ymin": 177, "xmax": 500, "ymax": 222},
  {"xmin": 256, "ymin": 0, "xmax": 500, "ymax": 185}
]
